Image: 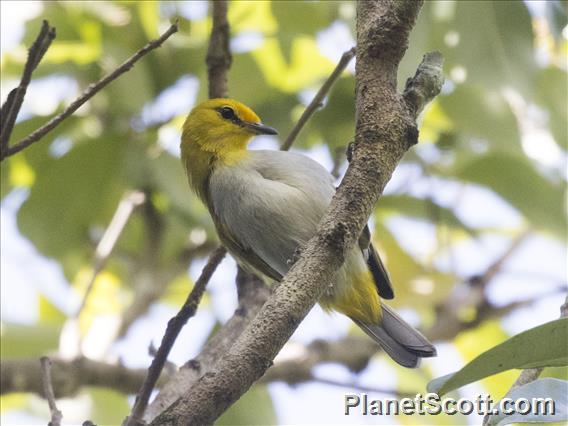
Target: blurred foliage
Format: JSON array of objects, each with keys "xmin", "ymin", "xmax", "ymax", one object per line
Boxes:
[
  {"xmin": 1, "ymin": 0, "xmax": 566, "ymax": 424},
  {"xmin": 429, "ymin": 318, "xmax": 568, "ymax": 396}
]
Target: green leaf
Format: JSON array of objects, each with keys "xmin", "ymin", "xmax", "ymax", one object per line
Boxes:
[
  {"xmin": 403, "ymin": 1, "xmax": 537, "ymax": 97},
  {"xmin": 455, "ymin": 153, "xmax": 566, "ymax": 237},
  {"xmin": 428, "ymin": 318, "xmax": 568, "ymax": 396},
  {"xmin": 1, "ymin": 323, "xmax": 60, "ymax": 359},
  {"xmin": 217, "ymin": 385, "xmax": 277, "ymax": 425},
  {"xmin": 38, "ymin": 295, "xmax": 66, "ymax": 325},
  {"xmin": 271, "ymin": 1, "xmax": 338, "ymax": 61},
  {"xmin": 454, "ymin": 321, "xmax": 518, "ymax": 399},
  {"xmin": 17, "ymin": 137, "xmax": 124, "ymax": 264},
  {"xmin": 544, "ymin": 1, "xmax": 568, "ymax": 42},
  {"xmin": 438, "ymin": 85, "xmax": 521, "ymax": 152},
  {"xmin": 88, "ymin": 387, "xmax": 130, "ymax": 425},
  {"xmin": 487, "ymin": 378, "xmax": 568, "ymax": 426},
  {"xmin": 310, "ymin": 76, "xmax": 356, "ymax": 149},
  {"xmin": 137, "ymin": 1, "xmax": 159, "ymax": 39},
  {"xmin": 377, "ymin": 194, "xmax": 475, "ymax": 234},
  {"xmin": 452, "ymin": 1, "xmax": 536, "ymax": 95},
  {"xmin": 372, "ymin": 223, "xmax": 456, "ymax": 309},
  {"xmin": 229, "ymin": 1, "xmax": 277, "ymax": 35},
  {"xmin": 536, "ymin": 66, "xmax": 567, "ymax": 149}
]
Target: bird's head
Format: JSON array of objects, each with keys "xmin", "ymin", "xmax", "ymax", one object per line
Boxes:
[{"xmin": 181, "ymin": 99, "xmax": 277, "ymax": 157}]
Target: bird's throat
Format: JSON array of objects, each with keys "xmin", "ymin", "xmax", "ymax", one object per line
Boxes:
[{"xmin": 182, "ymin": 139, "xmax": 249, "ymax": 201}]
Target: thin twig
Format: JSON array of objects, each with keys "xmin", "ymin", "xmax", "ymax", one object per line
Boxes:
[
  {"xmin": 117, "ymin": 239, "xmax": 218, "ymax": 339},
  {"xmin": 403, "ymin": 51, "xmax": 445, "ymax": 116},
  {"xmin": 40, "ymin": 357, "xmax": 63, "ymax": 426},
  {"xmin": 60, "ymin": 191, "xmax": 145, "ymax": 360},
  {"xmin": 75, "ymin": 190, "xmax": 146, "ymax": 318},
  {"xmin": 476, "ymin": 229, "xmax": 531, "ymax": 287},
  {"xmin": 206, "ymin": 0, "xmax": 232, "ymax": 99},
  {"xmin": 124, "ymin": 246, "xmax": 227, "ymax": 426},
  {"xmin": 144, "ymin": 265, "xmax": 269, "ymax": 421},
  {"xmin": 312, "ymin": 377, "xmax": 418, "ymax": 399},
  {"xmin": 280, "ymin": 47, "xmax": 355, "ymax": 151},
  {"xmin": 0, "ymin": 20, "xmax": 56, "ymax": 158},
  {"xmin": 2, "ymin": 21, "xmax": 178, "ymax": 161}
]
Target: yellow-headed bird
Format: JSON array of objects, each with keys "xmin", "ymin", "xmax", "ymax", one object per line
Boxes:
[{"xmin": 181, "ymin": 99, "xmax": 436, "ymax": 367}]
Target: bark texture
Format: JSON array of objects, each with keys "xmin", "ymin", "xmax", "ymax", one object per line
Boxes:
[{"xmin": 206, "ymin": 0, "xmax": 232, "ymax": 99}]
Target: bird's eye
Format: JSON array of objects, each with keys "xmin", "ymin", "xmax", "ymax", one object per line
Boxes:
[{"xmin": 219, "ymin": 106, "xmax": 235, "ymax": 120}]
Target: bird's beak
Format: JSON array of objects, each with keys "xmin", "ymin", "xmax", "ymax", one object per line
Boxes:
[{"xmin": 244, "ymin": 121, "xmax": 278, "ymax": 135}]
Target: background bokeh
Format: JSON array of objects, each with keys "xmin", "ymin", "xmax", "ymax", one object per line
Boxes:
[{"xmin": 1, "ymin": 1, "xmax": 566, "ymax": 424}]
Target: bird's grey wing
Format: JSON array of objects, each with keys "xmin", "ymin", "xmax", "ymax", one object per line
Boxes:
[
  {"xmin": 213, "ymin": 216, "xmax": 283, "ymax": 281},
  {"xmin": 209, "ymin": 152, "xmax": 335, "ymax": 279}
]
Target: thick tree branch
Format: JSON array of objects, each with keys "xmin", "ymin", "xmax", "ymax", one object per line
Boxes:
[
  {"xmin": 3, "ymin": 291, "xmax": 553, "ymax": 403},
  {"xmin": 280, "ymin": 47, "xmax": 355, "ymax": 151},
  {"xmin": 125, "ymin": 246, "xmax": 226, "ymax": 426},
  {"xmin": 206, "ymin": 0, "xmax": 232, "ymax": 99},
  {"xmin": 150, "ymin": 1, "xmax": 443, "ymax": 424},
  {"xmin": 259, "ymin": 336, "xmax": 375, "ymax": 384},
  {"xmin": 0, "ymin": 20, "xmax": 55, "ymax": 157},
  {"xmin": 1, "ymin": 22, "xmax": 178, "ymax": 161},
  {"xmin": 1, "ymin": 357, "xmax": 171, "ymax": 397},
  {"xmin": 258, "ymin": 289, "xmax": 561, "ymax": 391}
]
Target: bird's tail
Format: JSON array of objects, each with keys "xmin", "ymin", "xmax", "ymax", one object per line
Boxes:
[{"xmin": 350, "ymin": 304, "xmax": 436, "ymax": 368}]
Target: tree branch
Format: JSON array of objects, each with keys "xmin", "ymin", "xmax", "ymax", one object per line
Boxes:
[
  {"xmin": 206, "ymin": 0, "xmax": 232, "ymax": 99},
  {"xmin": 2, "ymin": 291, "xmax": 553, "ymax": 404},
  {"xmin": 77, "ymin": 190, "xmax": 147, "ymax": 318},
  {"xmin": 403, "ymin": 51, "xmax": 444, "ymax": 116},
  {"xmin": 1, "ymin": 357, "xmax": 171, "ymax": 398},
  {"xmin": 280, "ymin": 47, "xmax": 355, "ymax": 151},
  {"xmin": 40, "ymin": 357, "xmax": 63, "ymax": 426},
  {"xmin": 1, "ymin": 21, "xmax": 178, "ymax": 161},
  {"xmin": 0, "ymin": 20, "xmax": 55, "ymax": 157},
  {"xmin": 124, "ymin": 246, "xmax": 226, "ymax": 426},
  {"xmin": 150, "ymin": 1, "xmax": 443, "ymax": 424},
  {"xmin": 144, "ymin": 268, "xmax": 270, "ymax": 421},
  {"xmin": 427, "ymin": 230, "xmax": 532, "ymax": 341}
]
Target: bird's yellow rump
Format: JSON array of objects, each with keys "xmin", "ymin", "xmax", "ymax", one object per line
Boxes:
[{"xmin": 181, "ymin": 98, "xmax": 436, "ymax": 367}]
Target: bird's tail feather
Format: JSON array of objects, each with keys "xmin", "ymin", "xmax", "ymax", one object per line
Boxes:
[{"xmin": 351, "ymin": 304, "xmax": 436, "ymax": 368}]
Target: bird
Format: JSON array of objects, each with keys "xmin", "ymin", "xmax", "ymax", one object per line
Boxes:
[{"xmin": 180, "ymin": 98, "xmax": 436, "ymax": 367}]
